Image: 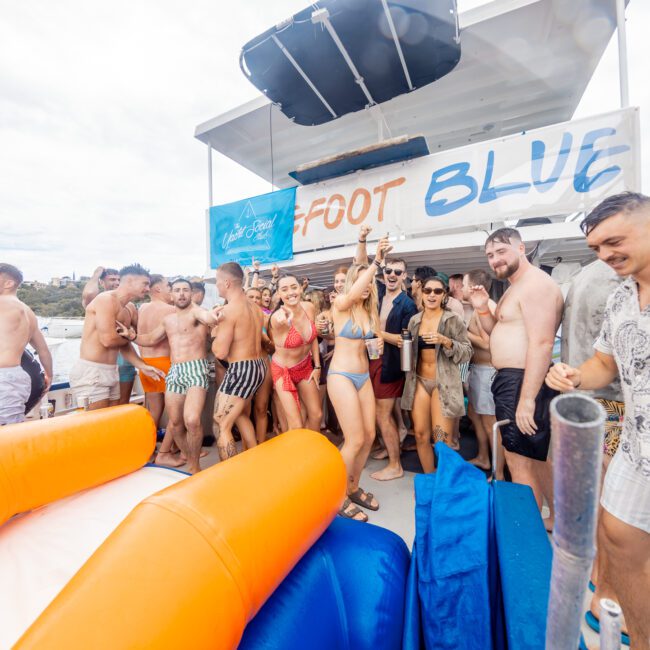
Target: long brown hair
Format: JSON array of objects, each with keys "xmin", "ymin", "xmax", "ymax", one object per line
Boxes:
[{"xmin": 342, "ymin": 264, "xmax": 380, "ymax": 334}]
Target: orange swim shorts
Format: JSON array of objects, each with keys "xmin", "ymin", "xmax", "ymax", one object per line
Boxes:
[{"xmin": 139, "ymin": 356, "xmax": 171, "ymax": 393}]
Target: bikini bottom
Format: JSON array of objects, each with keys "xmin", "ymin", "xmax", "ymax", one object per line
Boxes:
[{"xmin": 328, "ymin": 370, "xmax": 370, "ymax": 392}]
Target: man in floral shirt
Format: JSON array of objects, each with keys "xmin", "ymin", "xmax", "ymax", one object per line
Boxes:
[{"xmin": 547, "ymin": 192, "xmax": 650, "ymax": 647}]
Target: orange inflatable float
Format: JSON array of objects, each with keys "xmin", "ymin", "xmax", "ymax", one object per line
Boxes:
[
  {"xmin": 0, "ymin": 405, "xmax": 155, "ymax": 526},
  {"xmin": 15, "ymin": 429, "xmax": 346, "ymax": 650}
]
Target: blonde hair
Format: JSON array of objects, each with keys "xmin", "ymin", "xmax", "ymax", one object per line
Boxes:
[
  {"xmin": 306, "ymin": 289, "xmax": 324, "ymax": 314},
  {"xmin": 342, "ymin": 264, "xmax": 380, "ymax": 335}
]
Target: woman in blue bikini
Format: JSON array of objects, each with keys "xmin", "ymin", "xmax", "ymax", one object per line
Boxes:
[{"xmin": 328, "ymin": 235, "xmax": 391, "ymax": 522}]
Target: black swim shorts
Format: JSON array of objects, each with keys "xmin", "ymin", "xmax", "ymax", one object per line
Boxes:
[{"xmin": 491, "ymin": 368, "xmax": 558, "ymax": 461}]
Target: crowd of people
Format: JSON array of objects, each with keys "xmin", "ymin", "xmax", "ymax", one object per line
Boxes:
[{"xmin": 0, "ymin": 190, "xmax": 648, "ymax": 645}]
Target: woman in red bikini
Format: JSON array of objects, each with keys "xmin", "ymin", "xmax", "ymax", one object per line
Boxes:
[{"xmin": 269, "ymin": 275, "xmax": 322, "ymax": 432}]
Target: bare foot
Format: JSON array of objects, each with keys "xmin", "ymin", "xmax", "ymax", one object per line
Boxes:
[
  {"xmin": 371, "ymin": 448, "xmax": 388, "ymax": 460},
  {"xmin": 469, "ymin": 456, "xmax": 491, "ymax": 471},
  {"xmin": 155, "ymin": 452, "xmax": 186, "ymax": 468},
  {"xmin": 371, "ymin": 464, "xmax": 404, "ymax": 481},
  {"xmin": 186, "ymin": 465, "xmax": 201, "ymax": 475},
  {"xmin": 543, "ymin": 516, "xmax": 554, "ymax": 533}
]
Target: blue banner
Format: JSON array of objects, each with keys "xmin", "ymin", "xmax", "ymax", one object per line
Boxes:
[{"xmin": 209, "ymin": 187, "xmax": 296, "ymax": 268}]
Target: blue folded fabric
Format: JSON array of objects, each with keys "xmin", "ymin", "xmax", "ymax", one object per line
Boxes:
[{"xmin": 405, "ymin": 443, "xmax": 492, "ymax": 649}]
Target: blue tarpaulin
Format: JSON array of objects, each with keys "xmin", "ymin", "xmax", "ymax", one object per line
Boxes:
[
  {"xmin": 209, "ymin": 187, "xmax": 296, "ymax": 268},
  {"xmin": 404, "ymin": 443, "xmax": 494, "ymax": 650}
]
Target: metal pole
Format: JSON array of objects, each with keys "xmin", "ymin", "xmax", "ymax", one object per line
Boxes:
[
  {"xmin": 491, "ymin": 419, "xmax": 510, "ymax": 481},
  {"xmin": 207, "ymin": 143, "xmax": 213, "ymax": 208},
  {"xmin": 615, "ymin": 0, "xmax": 630, "ymax": 108},
  {"xmin": 545, "ymin": 394, "xmax": 605, "ymax": 650}
]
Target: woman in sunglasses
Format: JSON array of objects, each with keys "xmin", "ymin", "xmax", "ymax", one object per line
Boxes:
[{"xmin": 402, "ymin": 276, "xmax": 472, "ymax": 472}]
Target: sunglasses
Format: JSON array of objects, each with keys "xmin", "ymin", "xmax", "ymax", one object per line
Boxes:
[
  {"xmin": 422, "ymin": 287, "xmax": 445, "ymax": 296},
  {"xmin": 384, "ymin": 268, "xmax": 404, "ymax": 277}
]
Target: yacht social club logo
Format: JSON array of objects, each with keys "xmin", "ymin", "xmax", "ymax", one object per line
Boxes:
[
  {"xmin": 209, "ymin": 186, "xmax": 296, "ymax": 267},
  {"xmin": 221, "ymin": 200, "xmax": 276, "ymax": 253}
]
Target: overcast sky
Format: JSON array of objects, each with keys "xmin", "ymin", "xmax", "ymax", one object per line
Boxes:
[{"xmin": 1, "ymin": 0, "xmax": 648, "ymax": 282}]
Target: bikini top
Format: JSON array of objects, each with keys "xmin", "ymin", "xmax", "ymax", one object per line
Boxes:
[
  {"xmin": 277, "ymin": 312, "xmax": 318, "ymax": 349},
  {"xmin": 337, "ymin": 318, "xmax": 374, "ymax": 340},
  {"xmin": 418, "ymin": 335, "xmax": 437, "ymax": 350}
]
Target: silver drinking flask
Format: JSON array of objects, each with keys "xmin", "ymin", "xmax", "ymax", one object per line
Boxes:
[{"xmin": 400, "ymin": 329, "xmax": 413, "ymax": 372}]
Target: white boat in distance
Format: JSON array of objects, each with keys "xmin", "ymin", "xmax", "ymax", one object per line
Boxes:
[{"xmin": 39, "ymin": 317, "xmax": 84, "ymax": 339}]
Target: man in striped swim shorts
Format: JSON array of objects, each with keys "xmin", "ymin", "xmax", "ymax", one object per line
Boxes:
[
  {"xmin": 128, "ymin": 278, "xmax": 220, "ymax": 474},
  {"xmin": 212, "ymin": 262, "xmax": 267, "ymax": 461}
]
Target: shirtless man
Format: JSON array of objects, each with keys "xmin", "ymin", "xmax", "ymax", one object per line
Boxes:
[
  {"xmin": 0, "ymin": 264, "xmax": 52, "ymax": 425},
  {"xmin": 212, "ymin": 262, "xmax": 267, "ymax": 461},
  {"xmin": 70, "ymin": 264, "xmax": 163, "ymax": 411},
  {"xmin": 82, "ymin": 265, "xmax": 137, "ymax": 405},
  {"xmin": 462, "ymin": 269, "xmax": 504, "ymax": 479},
  {"xmin": 469, "ymin": 228, "xmax": 562, "ymax": 527},
  {"xmin": 136, "ymin": 275, "xmax": 174, "ymax": 433},
  {"xmin": 128, "ymin": 278, "xmax": 219, "ymax": 473}
]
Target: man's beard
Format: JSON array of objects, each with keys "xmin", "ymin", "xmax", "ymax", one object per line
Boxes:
[{"xmin": 494, "ymin": 259, "xmax": 519, "ymax": 279}]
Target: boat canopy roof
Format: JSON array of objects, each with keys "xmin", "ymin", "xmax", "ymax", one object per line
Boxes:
[
  {"xmin": 239, "ymin": 0, "xmax": 460, "ymax": 127},
  {"xmin": 196, "ymin": 0, "xmax": 621, "ymax": 189}
]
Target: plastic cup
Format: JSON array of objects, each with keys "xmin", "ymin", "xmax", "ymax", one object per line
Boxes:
[{"xmin": 365, "ymin": 338, "xmax": 381, "ymax": 360}]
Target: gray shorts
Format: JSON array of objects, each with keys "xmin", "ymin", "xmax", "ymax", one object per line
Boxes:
[
  {"xmin": 0, "ymin": 365, "xmax": 31, "ymax": 425},
  {"xmin": 69, "ymin": 358, "xmax": 120, "ymax": 405},
  {"xmin": 602, "ymin": 449, "xmax": 650, "ymax": 534},
  {"xmin": 468, "ymin": 364, "xmax": 496, "ymax": 416}
]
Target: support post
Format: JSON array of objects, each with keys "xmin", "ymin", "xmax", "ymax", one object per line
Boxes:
[
  {"xmin": 545, "ymin": 394, "xmax": 605, "ymax": 650},
  {"xmin": 207, "ymin": 143, "xmax": 213, "ymax": 208},
  {"xmin": 615, "ymin": 0, "xmax": 629, "ymax": 108}
]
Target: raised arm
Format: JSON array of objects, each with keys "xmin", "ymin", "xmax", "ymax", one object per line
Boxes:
[
  {"xmin": 335, "ymin": 236, "xmax": 391, "ymax": 311},
  {"xmin": 28, "ymin": 310, "xmax": 53, "ymax": 393},
  {"xmin": 353, "ymin": 224, "xmax": 371, "ymax": 265},
  {"xmin": 468, "ymin": 285, "xmax": 497, "ymax": 334},
  {"xmin": 467, "ymin": 303, "xmax": 495, "ymax": 350},
  {"xmin": 251, "ymin": 259, "xmax": 261, "ymax": 288},
  {"xmin": 82, "ymin": 266, "xmax": 104, "ymax": 309},
  {"xmin": 268, "ymin": 264, "xmax": 280, "ymax": 294}
]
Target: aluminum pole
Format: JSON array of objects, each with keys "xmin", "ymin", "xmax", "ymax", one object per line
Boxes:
[
  {"xmin": 545, "ymin": 394, "xmax": 605, "ymax": 650},
  {"xmin": 615, "ymin": 0, "xmax": 630, "ymax": 108},
  {"xmin": 491, "ymin": 419, "xmax": 510, "ymax": 482},
  {"xmin": 207, "ymin": 143, "xmax": 213, "ymax": 208}
]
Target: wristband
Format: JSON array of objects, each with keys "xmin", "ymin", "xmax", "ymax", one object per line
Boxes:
[
  {"xmin": 314, "ymin": 365, "xmax": 321, "ymax": 370},
  {"xmin": 358, "ymin": 239, "xmax": 366, "ymax": 243},
  {"xmin": 477, "ymin": 309, "xmax": 490, "ymax": 316},
  {"xmin": 574, "ymin": 377, "xmax": 582, "ymax": 389},
  {"xmin": 372, "ymin": 259, "xmax": 381, "ymax": 268}
]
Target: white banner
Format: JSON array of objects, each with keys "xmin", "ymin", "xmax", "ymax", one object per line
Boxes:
[{"xmin": 293, "ymin": 108, "xmax": 640, "ymax": 252}]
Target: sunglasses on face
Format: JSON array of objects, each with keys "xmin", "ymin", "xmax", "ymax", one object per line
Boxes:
[
  {"xmin": 384, "ymin": 268, "xmax": 404, "ymax": 277},
  {"xmin": 422, "ymin": 287, "xmax": 445, "ymax": 296}
]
